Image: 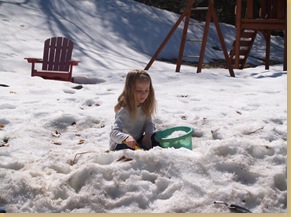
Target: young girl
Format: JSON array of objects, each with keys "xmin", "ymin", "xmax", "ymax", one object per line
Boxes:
[{"xmin": 109, "ymin": 69, "xmax": 159, "ymax": 151}]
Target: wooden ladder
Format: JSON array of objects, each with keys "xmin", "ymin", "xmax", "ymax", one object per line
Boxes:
[
  {"xmin": 228, "ymin": 29, "xmax": 258, "ymax": 69},
  {"xmin": 145, "ymin": 0, "xmax": 235, "ymax": 77},
  {"xmin": 175, "ymin": 6, "xmax": 208, "ymax": 72}
]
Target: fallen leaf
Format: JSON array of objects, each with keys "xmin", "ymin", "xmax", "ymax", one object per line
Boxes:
[
  {"xmin": 52, "ymin": 130, "xmax": 61, "ymax": 137},
  {"xmin": 51, "ymin": 140, "xmax": 62, "ymax": 145},
  {"xmin": 117, "ymin": 155, "xmax": 133, "ymax": 162},
  {"xmin": 181, "ymin": 115, "xmax": 187, "ymax": 120},
  {"xmin": 78, "ymin": 139, "xmax": 85, "ymax": 145},
  {"xmin": 0, "ymin": 84, "xmax": 9, "ymax": 87},
  {"xmin": 72, "ymin": 85, "xmax": 83, "ymax": 90},
  {"xmin": 71, "ymin": 121, "xmax": 76, "ymax": 126},
  {"xmin": 0, "ymin": 142, "xmax": 9, "ymax": 147}
]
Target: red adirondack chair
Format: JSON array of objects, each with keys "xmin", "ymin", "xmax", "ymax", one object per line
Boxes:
[{"xmin": 25, "ymin": 37, "xmax": 79, "ymax": 82}]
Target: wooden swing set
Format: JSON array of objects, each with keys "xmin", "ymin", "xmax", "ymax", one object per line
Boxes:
[{"xmin": 144, "ymin": 0, "xmax": 287, "ymax": 77}]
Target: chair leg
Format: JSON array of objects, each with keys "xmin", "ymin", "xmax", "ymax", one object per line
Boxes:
[{"xmin": 31, "ymin": 62, "xmax": 36, "ymax": 76}]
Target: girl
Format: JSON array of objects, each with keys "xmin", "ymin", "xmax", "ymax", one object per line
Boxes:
[{"xmin": 109, "ymin": 69, "xmax": 159, "ymax": 151}]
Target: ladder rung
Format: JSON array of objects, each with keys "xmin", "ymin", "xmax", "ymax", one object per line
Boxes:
[
  {"xmin": 183, "ymin": 55, "xmax": 200, "ymax": 58},
  {"xmin": 189, "ymin": 23, "xmax": 205, "ymax": 26},
  {"xmin": 239, "ymin": 40, "xmax": 252, "ymax": 46},
  {"xmin": 186, "ymin": 39, "xmax": 203, "ymax": 42},
  {"xmin": 231, "ymin": 56, "xmax": 245, "ymax": 60},
  {"xmin": 241, "ymin": 31, "xmax": 256, "ymax": 38},
  {"xmin": 233, "ymin": 40, "xmax": 252, "ymax": 46},
  {"xmin": 239, "ymin": 50, "xmax": 248, "ymax": 55},
  {"xmin": 231, "ymin": 59, "xmax": 244, "ymax": 64},
  {"xmin": 192, "ymin": 7, "xmax": 208, "ymax": 11},
  {"xmin": 241, "ymin": 40, "xmax": 253, "ymax": 45}
]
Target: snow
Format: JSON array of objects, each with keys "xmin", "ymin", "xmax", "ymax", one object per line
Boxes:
[
  {"xmin": 0, "ymin": 0, "xmax": 287, "ymax": 214},
  {"xmin": 165, "ymin": 131, "xmax": 187, "ymax": 139}
]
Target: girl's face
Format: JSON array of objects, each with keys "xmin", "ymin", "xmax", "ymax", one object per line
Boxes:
[{"xmin": 135, "ymin": 80, "xmax": 150, "ymax": 106}]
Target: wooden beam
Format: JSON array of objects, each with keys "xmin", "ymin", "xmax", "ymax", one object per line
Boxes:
[
  {"xmin": 241, "ymin": 22, "xmax": 286, "ymax": 30},
  {"xmin": 176, "ymin": 0, "xmax": 193, "ymax": 72},
  {"xmin": 235, "ymin": 0, "xmax": 242, "ymax": 68},
  {"xmin": 260, "ymin": 0, "xmax": 266, "ymax": 18},
  {"xmin": 210, "ymin": 1, "xmax": 234, "ymax": 77},
  {"xmin": 277, "ymin": 0, "xmax": 286, "ymax": 19},
  {"xmin": 196, "ymin": 0, "xmax": 212, "ymax": 73},
  {"xmin": 284, "ymin": 30, "xmax": 287, "ymax": 71},
  {"xmin": 144, "ymin": 9, "xmax": 187, "ymax": 70},
  {"xmin": 246, "ymin": 0, "xmax": 254, "ymax": 18},
  {"xmin": 264, "ymin": 30, "xmax": 271, "ymax": 70}
]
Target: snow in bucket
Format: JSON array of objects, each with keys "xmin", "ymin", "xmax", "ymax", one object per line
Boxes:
[{"xmin": 155, "ymin": 126, "xmax": 194, "ymax": 150}]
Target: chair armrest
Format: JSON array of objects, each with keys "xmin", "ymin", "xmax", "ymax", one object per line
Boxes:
[
  {"xmin": 24, "ymin": 58, "xmax": 43, "ymax": 63},
  {"xmin": 69, "ymin": 60, "xmax": 80, "ymax": 66}
]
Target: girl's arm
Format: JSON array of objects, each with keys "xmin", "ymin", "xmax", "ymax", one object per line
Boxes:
[
  {"xmin": 110, "ymin": 128, "xmax": 129, "ymax": 144},
  {"xmin": 110, "ymin": 108, "xmax": 137, "ymax": 147},
  {"xmin": 141, "ymin": 117, "xmax": 155, "ymax": 149},
  {"xmin": 110, "ymin": 124, "xmax": 137, "ymax": 149},
  {"xmin": 144, "ymin": 117, "xmax": 155, "ymax": 134}
]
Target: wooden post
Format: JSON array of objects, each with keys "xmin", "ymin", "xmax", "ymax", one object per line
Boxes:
[
  {"xmin": 176, "ymin": 0, "xmax": 193, "ymax": 72},
  {"xmin": 260, "ymin": 0, "xmax": 266, "ymax": 18},
  {"xmin": 265, "ymin": 30, "xmax": 271, "ymax": 70},
  {"xmin": 284, "ymin": 29, "xmax": 287, "ymax": 71},
  {"xmin": 196, "ymin": 1, "xmax": 212, "ymax": 73},
  {"xmin": 234, "ymin": 0, "xmax": 242, "ymax": 69},
  {"xmin": 210, "ymin": 2, "xmax": 235, "ymax": 77},
  {"xmin": 246, "ymin": 0, "xmax": 254, "ymax": 18},
  {"xmin": 277, "ymin": 0, "xmax": 285, "ymax": 19},
  {"xmin": 267, "ymin": 0, "xmax": 272, "ymax": 18}
]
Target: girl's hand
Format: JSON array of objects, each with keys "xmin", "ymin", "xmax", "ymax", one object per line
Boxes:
[
  {"xmin": 142, "ymin": 134, "xmax": 152, "ymax": 149},
  {"xmin": 125, "ymin": 135, "xmax": 137, "ymax": 149}
]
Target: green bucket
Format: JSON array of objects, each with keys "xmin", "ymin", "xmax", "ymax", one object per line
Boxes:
[{"xmin": 155, "ymin": 126, "xmax": 194, "ymax": 150}]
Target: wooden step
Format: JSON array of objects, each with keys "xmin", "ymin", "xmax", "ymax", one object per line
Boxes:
[
  {"xmin": 241, "ymin": 31, "xmax": 256, "ymax": 38},
  {"xmin": 192, "ymin": 7, "xmax": 208, "ymax": 11},
  {"xmin": 189, "ymin": 22, "xmax": 205, "ymax": 26},
  {"xmin": 239, "ymin": 49, "xmax": 248, "ymax": 55},
  {"xmin": 186, "ymin": 39, "xmax": 203, "ymax": 42},
  {"xmin": 232, "ymin": 40, "xmax": 252, "ymax": 47},
  {"xmin": 229, "ymin": 29, "xmax": 258, "ymax": 69},
  {"xmin": 231, "ymin": 58, "xmax": 244, "ymax": 65},
  {"xmin": 239, "ymin": 40, "xmax": 252, "ymax": 46},
  {"xmin": 183, "ymin": 55, "xmax": 200, "ymax": 58}
]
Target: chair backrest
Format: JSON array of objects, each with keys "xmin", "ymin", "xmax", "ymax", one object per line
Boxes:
[{"xmin": 42, "ymin": 37, "xmax": 74, "ymax": 71}]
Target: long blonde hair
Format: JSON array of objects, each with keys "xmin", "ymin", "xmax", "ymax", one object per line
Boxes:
[{"xmin": 114, "ymin": 69, "xmax": 156, "ymax": 118}]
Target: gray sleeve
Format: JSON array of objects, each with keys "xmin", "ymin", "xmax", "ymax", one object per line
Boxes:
[
  {"xmin": 110, "ymin": 109, "xmax": 130, "ymax": 144},
  {"xmin": 144, "ymin": 117, "xmax": 155, "ymax": 134}
]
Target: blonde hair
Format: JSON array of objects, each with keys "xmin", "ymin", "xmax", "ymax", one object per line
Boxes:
[{"xmin": 114, "ymin": 69, "xmax": 156, "ymax": 118}]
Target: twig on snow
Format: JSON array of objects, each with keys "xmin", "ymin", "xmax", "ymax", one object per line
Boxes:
[
  {"xmin": 245, "ymin": 126, "xmax": 264, "ymax": 135},
  {"xmin": 69, "ymin": 151, "xmax": 94, "ymax": 166}
]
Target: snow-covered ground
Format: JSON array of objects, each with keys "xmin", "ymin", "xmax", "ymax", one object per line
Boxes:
[{"xmin": 0, "ymin": 0, "xmax": 287, "ymax": 213}]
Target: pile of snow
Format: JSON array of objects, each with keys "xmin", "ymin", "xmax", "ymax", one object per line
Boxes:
[{"xmin": 0, "ymin": 0, "xmax": 287, "ymax": 213}]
